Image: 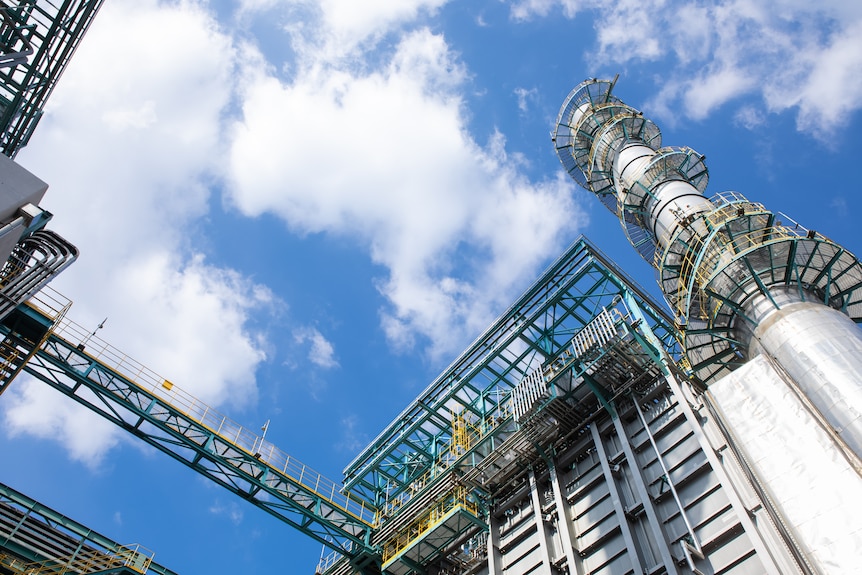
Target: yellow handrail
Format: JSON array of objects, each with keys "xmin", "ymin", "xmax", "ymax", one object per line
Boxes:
[
  {"xmin": 24, "ymin": 293, "xmax": 377, "ymax": 527},
  {"xmin": 381, "ymin": 486, "xmax": 478, "ymax": 564},
  {"xmin": 7, "ymin": 544, "xmax": 153, "ymax": 575}
]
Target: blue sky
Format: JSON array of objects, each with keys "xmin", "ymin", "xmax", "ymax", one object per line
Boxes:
[{"xmin": 2, "ymin": 0, "xmax": 862, "ymax": 572}]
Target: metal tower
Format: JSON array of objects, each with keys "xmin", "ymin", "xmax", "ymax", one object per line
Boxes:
[
  {"xmin": 552, "ymin": 77, "xmax": 862, "ymax": 456},
  {"xmin": 553, "ymin": 77, "xmax": 862, "ymax": 573}
]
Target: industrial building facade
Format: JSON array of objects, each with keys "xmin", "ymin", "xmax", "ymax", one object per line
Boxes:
[
  {"xmin": 326, "ymin": 237, "xmax": 815, "ymax": 575},
  {"xmin": 0, "ymin": 233, "xmax": 846, "ymax": 575},
  {"xmin": 0, "ymin": 4, "xmax": 860, "ymax": 574}
]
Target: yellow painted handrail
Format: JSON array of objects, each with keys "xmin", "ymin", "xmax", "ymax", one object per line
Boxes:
[
  {"xmin": 6, "ymin": 544, "xmax": 153, "ymax": 575},
  {"xmin": 24, "ymin": 291, "xmax": 377, "ymax": 527},
  {"xmin": 381, "ymin": 486, "xmax": 478, "ymax": 564}
]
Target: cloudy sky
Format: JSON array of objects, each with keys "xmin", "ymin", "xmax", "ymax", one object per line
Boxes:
[{"xmin": 2, "ymin": 0, "xmax": 862, "ymax": 571}]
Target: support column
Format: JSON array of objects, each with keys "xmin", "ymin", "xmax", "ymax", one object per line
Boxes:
[
  {"xmin": 486, "ymin": 511, "xmax": 503, "ymax": 575},
  {"xmin": 548, "ymin": 457, "xmax": 582, "ymax": 575},
  {"xmin": 609, "ymin": 415, "xmax": 679, "ymax": 574},
  {"xmin": 590, "ymin": 424, "xmax": 646, "ymax": 575},
  {"xmin": 528, "ymin": 467, "xmax": 554, "ymax": 574}
]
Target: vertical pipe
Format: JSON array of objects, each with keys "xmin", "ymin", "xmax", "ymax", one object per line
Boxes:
[
  {"xmin": 486, "ymin": 511, "xmax": 503, "ymax": 575},
  {"xmin": 632, "ymin": 398, "xmax": 701, "ymax": 553}
]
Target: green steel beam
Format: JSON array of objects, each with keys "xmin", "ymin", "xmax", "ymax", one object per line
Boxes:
[
  {"xmin": 0, "ymin": 307, "xmax": 379, "ymax": 564},
  {"xmin": 342, "ymin": 237, "xmax": 681, "ymax": 508},
  {"xmin": 0, "ymin": 0, "xmax": 105, "ymax": 158},
  {"xmin": 0, "ymin": 482, "xmax": 178, "ymax": 575}
]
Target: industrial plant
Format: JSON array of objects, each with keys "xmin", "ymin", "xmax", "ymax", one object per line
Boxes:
[{"xmin": 0, "ymin": 3, "xmax": 860, "ymax": 575}]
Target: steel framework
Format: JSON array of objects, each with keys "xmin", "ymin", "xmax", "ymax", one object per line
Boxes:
[
  {"xmin": 0, "ymin": 289, "xmax": 380, "ymax": 572},
  {"xmin": 0, "ymin": 481, "xmax": 175, "ymax": 575},
  {"xmin": 0, "ymin": 0, "xmax": 104, "ymax": 157},
  {"xmin": 553, "ymin": 77, "xmax": 862, "ymax": 386}
]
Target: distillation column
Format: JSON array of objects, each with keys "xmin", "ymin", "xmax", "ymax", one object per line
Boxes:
[{"xmin": 553, "ymin": 78, "xmax": 862, "ymax": 573}]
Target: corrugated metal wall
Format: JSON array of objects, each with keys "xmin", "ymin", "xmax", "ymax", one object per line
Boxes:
[{"xmin": 439, "ymin": 374, "xmax": 807, "ymax": 575}]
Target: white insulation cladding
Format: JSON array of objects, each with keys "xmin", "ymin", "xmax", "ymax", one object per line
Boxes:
[{"xmin": 709, "ymin": 355, "xmax": 862, "ymax": 574}]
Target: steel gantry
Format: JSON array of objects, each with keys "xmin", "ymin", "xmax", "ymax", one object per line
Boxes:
[
  {"xmin": 343, "ymin": 237, "xmax": 679, "ymax": 507},
  {"xmin": 0, "ymin": 289, "xmax": 382, "ymax": 573},
  {"xmin": 328, "ymin": 236, "xmax": 683, "ymax": 574},
  {"xmin": 0, "ymin": 236, "xmax": 686, "ymax": 575},
  {"xmin": 0, "ymin": 481, "xmax": 175, "ymax": 575},
  {"xmin": 0, "ymin": 0, "xmax": 105, "ymax": 157}
]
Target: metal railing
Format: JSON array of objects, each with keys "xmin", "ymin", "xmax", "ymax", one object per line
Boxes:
[
  {"xmin": 23, "ymin": 294, "xmax": 377, "ymax": 528},
  {"xmin": 381, "ymin": 487, "xmax": 478, "ymax": 564},
  {"xmin": 5, "ymin": 544, "xmax": 153, "ymax": 575}
]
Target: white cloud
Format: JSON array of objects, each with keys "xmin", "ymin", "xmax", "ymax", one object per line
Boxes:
[
  {"xmin": 792, "ymin": 19, "xmax": 862, "ymax": 137},
  {"xmin": 682, "ymin": 66, "xmax": 754, "ymax": 120},
  {"xmin": 514, "ymin": 86, "xmax": 538, "ymax": 113},
  {"xmin": 829, "ymin": 197, "xmax": 849, "ymax": 217},
  {"xmin": 593, "ymin": 0, "xmax": 665, "ymax": 64},
  {"xmin": 209, "ymin": 499, "xmax": 245, "ymax": 525},
  {"xmin": 3, "ymin": 380, "xmax": 121, "ymax": 467},
  {"xmin": 241, "ymin": 0, "xmax": 449, "ymax": 61},
  {"xmin": 509, "ymin": 0, "xmax": 587, "ymax": 21},
  {"xmin": 293, "ymin": 327, "xmax": 339, "ymax": 369},
  {"xmin": 519, "ymin": 0, "xmax": 862, "ymax": 138},
  {"xmin": 3, "ymin": 0, "xmax": 272, "ymax": 464},
  {"xmin": 335, "ymin": 414, "xmax": 368, "ymax": 454},
  {"xmin": 227, "ymin": 28, "xmax": 584, "ymax": 358},
  {"xmin": 735, "ymin": 105, "xmax": 766, "ymax": 130}
]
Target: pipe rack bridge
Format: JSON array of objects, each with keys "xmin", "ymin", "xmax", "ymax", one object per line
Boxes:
[{"xmin": 0, "ymin": 289, "xmax": 382, "ymax": 573}]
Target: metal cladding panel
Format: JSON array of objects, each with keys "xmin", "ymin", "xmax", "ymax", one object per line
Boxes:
[
  {"xmin": 471, "ymin": 383, "xmax": 795, "ymax": 575},
  {"xmin": 709, "ymin": 354, "xmax": 862, "ymax": 575},
  {"xmin": 747, "ymin": 298, "xmax": 862, "ymax": 459},
  {"xmin": 0, "ymin": 154, "xmax": 46, "ymax": 221},
  {"xmin": 468, "ymin": 374, "xmax": 806, "ymax": 575}
]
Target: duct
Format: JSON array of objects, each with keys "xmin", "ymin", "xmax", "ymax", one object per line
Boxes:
[
  {"xmin": 646, "ymin": 180, "xmax": 713, "ymax": 248},
  {"xmin": 739, "ymin": 289, "xmax": 862, "ymax": 462},
  {"xmin": 709, "ymin": 355, "xmax": 862, "ymax": 574},
  {"xmin": 0, "ymin": 230, "xmax": 78, "ymax": 321}
]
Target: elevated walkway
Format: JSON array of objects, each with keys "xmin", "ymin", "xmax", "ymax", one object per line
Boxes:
[
  {"xmin": 381, "ymin": 488, "xmax": 484, "ymax": 575},
  {"xmin": 1, "ymin": 544, "xmax": 153, "ymax": 575},
  {"xmin": 0, "ymin": 291, "xmax": 378, "ymax": 567}
]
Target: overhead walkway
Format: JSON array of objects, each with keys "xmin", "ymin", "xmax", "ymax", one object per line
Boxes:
[{"xmin": 0, "ymin": 288, "xmax": 380, "ymax": 571}]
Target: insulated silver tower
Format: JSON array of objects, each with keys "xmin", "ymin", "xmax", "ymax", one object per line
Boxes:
[{"xmin": 554, "ymin": 77, "xmax": 862, "ymax": 574}]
